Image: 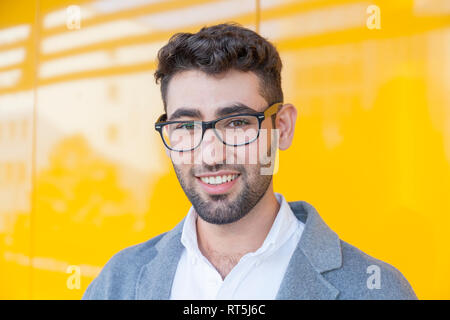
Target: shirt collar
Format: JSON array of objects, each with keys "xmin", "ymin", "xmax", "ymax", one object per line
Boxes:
[
  {"xmin": 180, "ymin": 192, "xmax": 303, "ymax": 260},
  {"xmin": 180, "ymin": 204, "xmax": 200, "ymax": 258}
]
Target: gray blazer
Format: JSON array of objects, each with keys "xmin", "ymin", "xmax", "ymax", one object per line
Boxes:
[{"xmin": 82, "ymin": 201, "xmax": 417, "ymax": 300}]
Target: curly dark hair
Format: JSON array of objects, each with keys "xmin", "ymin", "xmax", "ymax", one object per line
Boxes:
[{"xmin": 154, "ymin": 22, "xmax": 283, "ymax": 113}]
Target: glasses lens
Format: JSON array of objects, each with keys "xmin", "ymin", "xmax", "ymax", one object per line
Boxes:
[
  {"xmin": 215, "ymin": 115, "xmax": 260, "ymax": 146},
  {"xmin": 162, "ymin": 121, "xmax": 202, "ymax": 151}
]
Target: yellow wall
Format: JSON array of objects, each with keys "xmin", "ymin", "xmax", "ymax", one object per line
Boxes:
[{"xmin": 0, "ymin": 0, "xmax": 449, "ymax": 299}]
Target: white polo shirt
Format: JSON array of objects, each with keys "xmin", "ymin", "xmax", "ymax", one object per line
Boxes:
[{"xmin": 170, "ymin": 193, "xmax": 304, "ymax": 299}]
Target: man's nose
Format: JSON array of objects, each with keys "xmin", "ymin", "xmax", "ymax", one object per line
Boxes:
[{"xmin": 195, "ymin": 128, "xmax": 226, "ymax": 166}]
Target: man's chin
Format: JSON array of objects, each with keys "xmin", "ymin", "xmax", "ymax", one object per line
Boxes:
[
  {"xmin": 191, "ymin": 192, "xmax": 243, "ymax": 224},
  {"xmin": 192, "ymin": 181, "xmax": 237, "ymax": 199},
  {"xmin": 207, "ymin": 194, "xmax": 228, "ymax": 202}
]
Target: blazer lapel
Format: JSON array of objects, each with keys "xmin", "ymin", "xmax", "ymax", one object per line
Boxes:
[
  {"xmin": 136, "ymin": 200, "xmax": 342, "ymax": 300},
  {"xmin": 136, "ymin": 219, "xmax": 185, "ymax": 300},
  {"xmin": 275, "ymin": 244, "xmax": 340, "ymax": 299},
  {"xmin": 276, "ymin": 201, "xmax": 342, "ymax": 300}
]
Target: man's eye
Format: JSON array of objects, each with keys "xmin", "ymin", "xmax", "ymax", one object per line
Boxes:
[
  {"xmin": 176, "ymin": 122, "xmax": 196, "ymax": 130},
  {"xmin": 228, "ymin": 119, "xmax": 249, "ymax": 127}
]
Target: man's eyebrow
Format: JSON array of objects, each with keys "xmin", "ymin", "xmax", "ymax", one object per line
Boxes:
[
  {"xmin": 168, "ymin": 108, "xmax": 203, "ymax": 121},
  {"xmin": 215, "ymin": 103, "xmax": 259, "ymax": 117}
]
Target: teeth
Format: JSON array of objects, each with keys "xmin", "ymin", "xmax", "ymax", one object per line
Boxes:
[{"xmin": 200, "ymin": 174, "xmax": 238, "ymax": 185}]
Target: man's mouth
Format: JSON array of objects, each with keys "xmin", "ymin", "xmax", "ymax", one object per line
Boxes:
[
  {"xmin": 195, "ymin": 171, "xmax": 241, "ymax": 194},
  {"xmin": 199, "ymin": 174, "xmax": 239, "ymax": 185}
]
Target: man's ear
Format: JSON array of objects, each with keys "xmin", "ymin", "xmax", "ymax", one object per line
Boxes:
[{"xmin": 275, "ymin": 103, "xmax": 297, "ymax": 150}]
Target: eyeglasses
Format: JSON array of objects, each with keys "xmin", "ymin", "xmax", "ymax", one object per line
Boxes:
[{"xmin": 154, "ymin": 102, "xmax": 282, "ymax": 152}]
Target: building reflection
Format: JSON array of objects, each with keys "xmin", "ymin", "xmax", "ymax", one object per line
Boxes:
[{"xmin": 0, "ymin": 0, "xmax": 449, "ymax": 299}]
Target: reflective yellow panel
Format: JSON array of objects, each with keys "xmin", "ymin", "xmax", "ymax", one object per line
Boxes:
[
  {"xmin": 0, "ymin": 0, "xmax": 36, "ymax": 299},
  {"xmin": 261, "ymin": 0, "xmax": 450, "ymax": 299},
  {"xmin": 0, "ymin": 0, "xmax": 449, "ymax": 300},
  {"xmin": 33, "ymin": 0, "xmax": 257, "ymax": 299}
]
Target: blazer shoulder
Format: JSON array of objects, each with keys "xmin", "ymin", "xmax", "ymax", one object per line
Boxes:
[
  {"xmin": 82, "ymin": 232, "xmax": 166, "ymax": 300},
  {"xmin": 323, "ymin": 240, "xmax": 417, "ymax": 300}
]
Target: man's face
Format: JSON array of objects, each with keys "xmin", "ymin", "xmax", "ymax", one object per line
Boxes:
[{"xmin": 165, "ymin": 69, "xmax": 276, "ymax": 225}]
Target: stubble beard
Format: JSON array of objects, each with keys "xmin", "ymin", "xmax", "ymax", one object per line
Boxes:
[{"xmin": 173, "ymin": 164, "xmax": 272, "ymax": 225}]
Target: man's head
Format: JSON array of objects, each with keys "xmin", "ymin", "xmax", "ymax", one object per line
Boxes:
[
  {"xmin": 154, "ymin": 23, "xmax": 297, "ymax": 225},
  {"xmin": 155, "ymin": 23, "xmax": 283, "ymax": 113}
]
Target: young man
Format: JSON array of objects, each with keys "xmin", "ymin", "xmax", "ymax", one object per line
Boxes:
[{"xmin": 82, "ymin": 23, "xmax": 416, "ymax": 300}]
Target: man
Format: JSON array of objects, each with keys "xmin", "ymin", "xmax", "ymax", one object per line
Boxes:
[{"xmin": 82, "ymin": 23, "xmax": 416, "ymax": 300}]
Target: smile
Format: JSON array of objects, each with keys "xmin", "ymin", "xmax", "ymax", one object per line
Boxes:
[
  {"xmin": 195, "ymin": 171, "xmax": 241, "ymax": 195},
  {"xmin": 199, "ymin": 174, "xmax": 239, "ymax": 185}
]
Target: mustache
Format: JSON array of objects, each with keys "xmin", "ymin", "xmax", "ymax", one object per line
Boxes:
[{"xmin": 191, "ymin": 164, "xmax": 245, "ymax": 176}]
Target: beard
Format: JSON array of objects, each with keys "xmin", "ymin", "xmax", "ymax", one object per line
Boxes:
[{"xmin": 173, "ymin": 163, "xmax": 272, "ymax": 225}]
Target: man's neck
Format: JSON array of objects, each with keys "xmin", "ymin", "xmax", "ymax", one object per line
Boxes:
[{"xmin": 195, "ymin": 185, "xmax": 280, "ymax": 279}]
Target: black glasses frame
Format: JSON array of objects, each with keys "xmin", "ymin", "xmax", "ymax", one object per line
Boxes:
[{"xmin": 154, "ymin": 102, "xmax": 282, "ymax": 152}]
